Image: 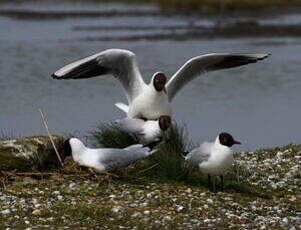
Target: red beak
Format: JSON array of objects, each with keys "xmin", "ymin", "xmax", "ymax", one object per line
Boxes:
[{"xmin": 234, "ymin": 140, "xmax": 241, "ymax": 145}]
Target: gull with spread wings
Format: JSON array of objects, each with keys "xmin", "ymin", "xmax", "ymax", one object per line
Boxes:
[{"xmin": 52, "ymin": 49, "xmax": 270, "ymax": 120}]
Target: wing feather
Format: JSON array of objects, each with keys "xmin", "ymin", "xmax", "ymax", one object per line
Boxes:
[
  {"xmin": 52, "ymin": 49, "xmax": 146, "ymax": 102},
  {"xmin": 166, "ymin": 53, "xmax": 270, "ymax": 101},
  {"xmin": 99, "ymin": 145, "xmax": 150, "ymax": 171},
  {"xmin": 185, "ymin": 142, "xmax": 213, "ymax": 167}
]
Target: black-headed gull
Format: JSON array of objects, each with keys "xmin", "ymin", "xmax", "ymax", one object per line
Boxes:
[
  {"xmin": 185, "ymin": 132, "xmax": 241, "ymax": 191},
  {"xmin": 113, "ymin": 115, "xmax": 172, "ymax": 144},
  {"xmin": 52, "ymin": 49, "xmax": 270, "ymax": 120},
  {"xmin": 66, "ymin": 138, "xmax": 153, "ymax": 172}
]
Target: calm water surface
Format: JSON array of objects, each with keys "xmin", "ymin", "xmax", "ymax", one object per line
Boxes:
[{"xmin": 0, "ymin": 1, "xmax": 300, "ymax": 151}]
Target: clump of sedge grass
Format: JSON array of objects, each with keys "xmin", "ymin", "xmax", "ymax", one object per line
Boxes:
[
  {"xmin": 140, "ymin": 123, "xmax": 194, "ymax": 181},
  {"xmin": 89, "ymin": 122, "xmax": 200, "ymax": 182},
  {"xmin": 89, "ymin": 122, "xmax": 138, "ymax": 148}
]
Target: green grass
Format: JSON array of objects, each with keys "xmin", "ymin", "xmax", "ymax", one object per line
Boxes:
[
  {"xmin": 90, "ymin": 122, "xmax": 138, "ymax": 148},
  {"xmin": 89, "ymin": 123, "xmax": 192, "ymax": 180}
]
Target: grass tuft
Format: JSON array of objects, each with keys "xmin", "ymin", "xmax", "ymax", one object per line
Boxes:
[
  {"xmin": 139, "ymin": 124, "xmax": 192, "ymax": 179},
  {"xmin": 90, "ymin": 122, "xmax": 138, "ymax": 148},
  {"xmin": 89, "ymin": 122, "xmax": 193, "ymax": 180}
]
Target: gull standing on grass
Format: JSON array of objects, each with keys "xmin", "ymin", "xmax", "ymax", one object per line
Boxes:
[
  {"xmin": 52, "ymin": 49, "xmax": 270, "ymax": 120},
  {"xmin": 113, "ymin": 115, "xmax": 172, "ymax": 144},
  {"xmin": 65, "ymin": 138, "xmax": 154, "ymax": 172},
  {"xmin": 185, "ymin": 132, "xmax": 241, "ymax": 192}
]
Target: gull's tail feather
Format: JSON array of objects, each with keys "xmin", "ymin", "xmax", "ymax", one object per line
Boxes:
[{"xmin": 115, "ymin": 102, "xmax": 129, "ymax": 113}]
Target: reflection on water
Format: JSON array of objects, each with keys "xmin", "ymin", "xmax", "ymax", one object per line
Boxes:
[{"xmin": 0, "ymin": 1, "xmax": 300, "ymax": 151}]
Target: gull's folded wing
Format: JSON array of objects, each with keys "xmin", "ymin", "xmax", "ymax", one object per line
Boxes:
[
  {"xmin": 99, "ymin": 145, "xmax": 150, "ymax": 170},
  {"xmin": 185, "ymin": 142, "xmax": 213, "ymax": 167}
]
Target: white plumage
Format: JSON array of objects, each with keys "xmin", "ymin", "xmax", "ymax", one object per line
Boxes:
[
  {"xmin": 68, "ymin": 138, "xmax": 153, "ymax": 172},
  {"xmin": 52, "ymin": 49, "xmax": 270, "ymax": 120},
  {"xmin": 186, "ymin": 139, "xmax": 233, "ymax": 176},
  {"xmin": 185, "ymin": 132, "xmax": 241, "ymax": 176},
  {"xmin": 114, "ymin": 117, "xmax": 168, "ymax": 144}
]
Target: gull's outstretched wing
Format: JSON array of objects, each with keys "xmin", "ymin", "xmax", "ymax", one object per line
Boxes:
[
  {"xmin": 113, "ymin": 118, "xmax": 145, "ymax": 135},
  {"xmin": 185, "ymin": 142, "xmax": 213, "ymax": 167},
  {"xmin": 52, "ymin": 49, "xmax": 146, "ymax": 102},
  {"xmin": 99, "ymin": 144, "xmax": 150, "ymax": 171},
  {"xmin": 166, "ymin": 53, "xmax": 270, "ymax": 101}
]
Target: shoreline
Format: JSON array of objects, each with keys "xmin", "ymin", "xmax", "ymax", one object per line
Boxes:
[{"xmin": 0, "ymin": 5, "xmax": 301, "ymax": 19}]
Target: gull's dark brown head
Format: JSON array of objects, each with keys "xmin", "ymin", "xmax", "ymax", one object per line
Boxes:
[
  {"xmin": 158, "ymin": 115, "xmax": 172, "ymax": 131},
  {"xmin": 152, "ymin": 72, "xmax": 167, "ymax": 93},
  {"xmin": 219, "ymin": 132, "xmax": 241, "ymax": 147},
  {"xmin": 61, "ymin": 138, "xmax": 72, "ymax": 157}
]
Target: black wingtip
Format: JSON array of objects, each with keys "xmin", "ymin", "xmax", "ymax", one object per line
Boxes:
[
  {"xmin": 262, "ymin": 53, "xmax": 271, "ymax": 59},
  {"xmin": 51, "ymin": 73, "xmax": 60, "ymax": 79},
  {"xmin": 182, "ymin": 151, "xmax": 189, "ymax": 156}
]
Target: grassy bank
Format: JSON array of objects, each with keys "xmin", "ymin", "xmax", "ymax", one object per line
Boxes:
[
  {"xmin": 0, "ymin": 125, "xmax": 300, "ymax": 229},
  {"xmin": 157, "ymin": 0, "xmax": 301, "ymax": 11},
  {"xmin": 0, "ymin": 143, "xmax": 300, "ymax": 229}
]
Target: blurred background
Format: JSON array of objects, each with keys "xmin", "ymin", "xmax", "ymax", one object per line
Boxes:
[{"xmin": 0, "ymin": 0, "xmax": 301, "ymax": 151}]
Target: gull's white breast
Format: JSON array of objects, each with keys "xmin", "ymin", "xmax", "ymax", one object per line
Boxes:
[
  {"xmin": 80, "ymin": 148, "xmax": 106, "ymax": 171},
  {"xmin": 128, "ymin": 85, "xmax": 171, "ymax": 120},
  {"xmin": 199, "ymin": 146, "xmax": 234, "ymax": 175},
  {"xmin": 140, "ymin": 120, "xmax": 161, "ymax": 143}
]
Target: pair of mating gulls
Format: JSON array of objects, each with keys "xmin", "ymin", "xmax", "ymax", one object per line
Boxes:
[{"xmin": 53, "ymin": 49, "xmax": 268, "ymax": 184}]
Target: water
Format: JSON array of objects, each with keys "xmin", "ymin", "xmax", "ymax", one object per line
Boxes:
[{"xmin": 0, "ymin": 1, "xmax": 300, "ymax": 151}]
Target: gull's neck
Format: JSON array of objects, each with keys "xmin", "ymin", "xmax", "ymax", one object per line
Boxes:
[
  {"xmin": 69, "ymin": 138, "xmax": 86, "ymax": 161},
  {"xmin": 214, "ymin": 136, "xmax": 233, "ymax": 156},
  {"xmin": 214, "ymin": 135, "xmax": 221, "ymax": 146},
  {"xmin": 214, "ymin": 136, "xmax": 229, "ymax": 149}
]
